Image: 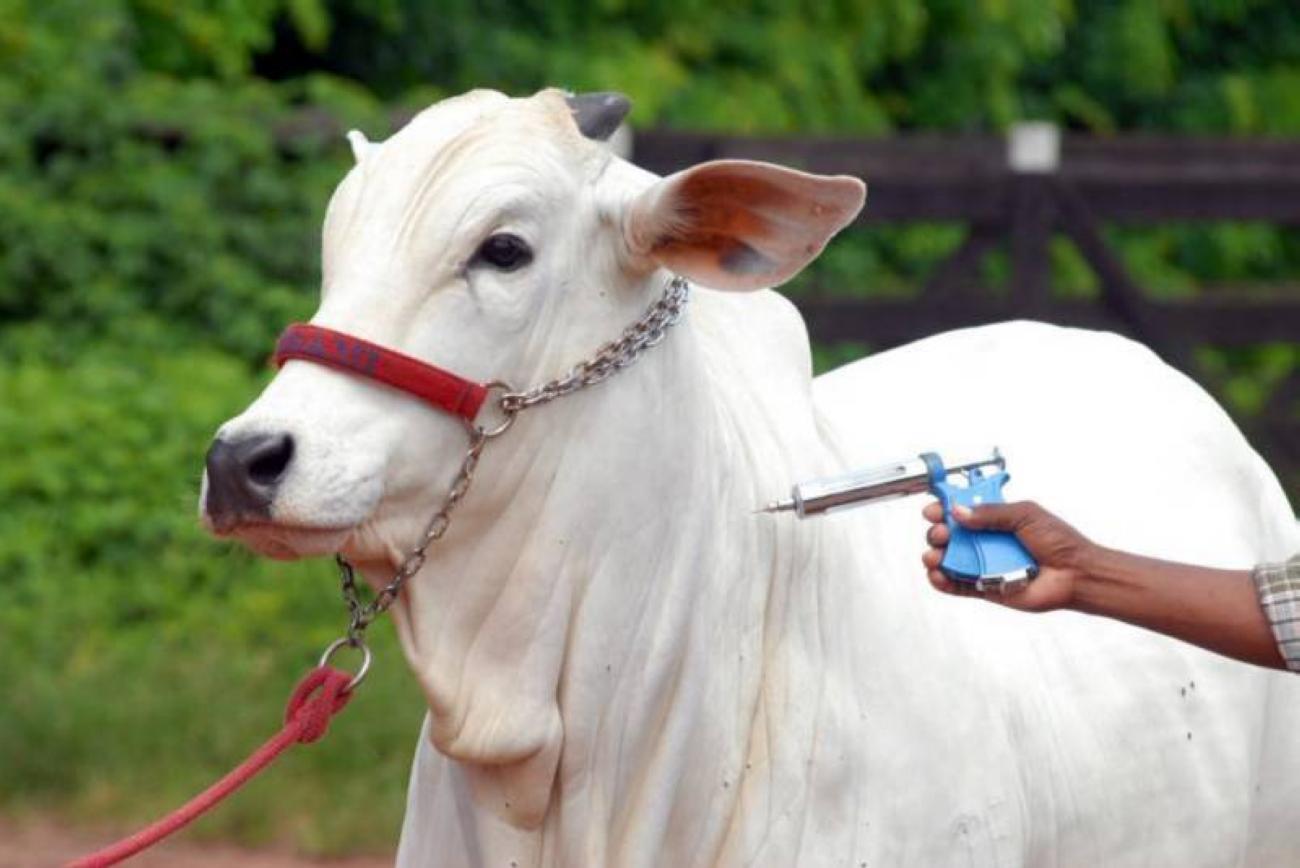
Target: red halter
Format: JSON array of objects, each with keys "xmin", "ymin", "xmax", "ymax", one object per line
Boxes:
[{"xmin": 273, "ymin": 323, "xmax": 489, "ymax": 421}]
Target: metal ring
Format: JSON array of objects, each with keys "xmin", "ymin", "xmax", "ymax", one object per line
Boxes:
[
  {"xmin": 473, "ymin": 380, "xmax": 520, "ymax": 439},
  {"xmin": 318, "ymin": 636, "xmax": 373, "ymax": 692}
]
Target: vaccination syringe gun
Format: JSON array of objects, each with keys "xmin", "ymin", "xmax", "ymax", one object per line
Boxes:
[{"xmin": 759, "ymin": 448, "xmax": 1039, "ymax": 593}]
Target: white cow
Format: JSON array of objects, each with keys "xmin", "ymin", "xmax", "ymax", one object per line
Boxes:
[{"xmin": 202, "ymin": 89, "xmax": 1300, "ymax": 867}]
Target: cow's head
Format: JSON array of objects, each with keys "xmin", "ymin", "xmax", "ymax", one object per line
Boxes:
[{"xmin": 201, "ymin": 89, "xmax": 864, "ymax": 565}]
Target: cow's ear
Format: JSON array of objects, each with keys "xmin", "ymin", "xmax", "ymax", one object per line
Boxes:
[{"xmin": 624, "ymin": 160, "xmax": 865, "ymax": 291}]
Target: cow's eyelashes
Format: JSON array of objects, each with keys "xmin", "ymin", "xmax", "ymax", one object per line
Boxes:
[{"xmin": 473, "ymin": 233, "xmax": 533, "ymax": 272}]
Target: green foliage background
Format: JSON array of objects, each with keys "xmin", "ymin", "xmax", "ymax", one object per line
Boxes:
[{"xmin": 1, "ymin": 0, "xmax": 1297, "ymax": 854}]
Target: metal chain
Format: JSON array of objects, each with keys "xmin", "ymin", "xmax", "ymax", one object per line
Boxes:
[
  {"xmin": 499, "ymin": 275, "xmax": 690, "ymax": 413},
  {"xmin": 336, "ymin": 425, "xmax": 487, "ymax": 643},
  {"xmin": 326, "ymin": 276, "xmax": 691, "ymax": 686}
]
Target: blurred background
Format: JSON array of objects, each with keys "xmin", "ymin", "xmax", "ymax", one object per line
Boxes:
[{"xmin": 2, "ymin": 0, "xmax": 1297, "ymax": 862}]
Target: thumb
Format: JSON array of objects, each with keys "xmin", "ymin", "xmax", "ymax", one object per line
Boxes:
[{"xmin": 952, "ymin": 501, "xmax": 1036, "ymax": 532}]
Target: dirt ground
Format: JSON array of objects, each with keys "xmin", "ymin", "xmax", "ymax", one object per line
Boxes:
[{"xmin": 0, "ymin": 816, "xmax": 392, "ymax": 868}]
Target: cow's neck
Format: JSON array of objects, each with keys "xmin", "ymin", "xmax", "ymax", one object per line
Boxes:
[{"xmin": 373, "ymin": 285, "xmax": 856, "ymax": 865}]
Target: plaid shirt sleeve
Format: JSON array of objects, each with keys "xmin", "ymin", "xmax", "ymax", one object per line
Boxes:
[{"xmin": 1253, "ymin": 554, "xmax": 1300, "ymax": 672}]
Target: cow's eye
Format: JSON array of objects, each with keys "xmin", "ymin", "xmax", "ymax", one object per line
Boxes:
[{"xmin": 475, "ymin": 233, "xmax": 533, "ymax": 271}]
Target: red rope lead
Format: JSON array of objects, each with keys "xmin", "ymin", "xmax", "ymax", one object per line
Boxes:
[{"xmin": 67, "ymin": 666, "xmax": 355, "ymax": 868}]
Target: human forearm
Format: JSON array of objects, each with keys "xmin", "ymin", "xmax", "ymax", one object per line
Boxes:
[{"xmin": 1071, "ymin": 546, "xmax": 1285, "ymax": 670}]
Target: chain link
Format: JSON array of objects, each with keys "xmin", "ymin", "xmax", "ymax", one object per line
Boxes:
[{"xmin": 332, "ymin": 276, "xmax": 691, "ymax": 654}]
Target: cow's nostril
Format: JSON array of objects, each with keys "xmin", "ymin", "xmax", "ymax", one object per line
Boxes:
[
  {"xmin": 204, "ymin": 431, "xmax": 295, "ymax": 527},
  {"xmin": 247, "ymin": 434, "xmax": 295, "ymax": 486}
]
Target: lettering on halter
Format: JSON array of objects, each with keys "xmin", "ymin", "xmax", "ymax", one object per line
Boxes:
[{"xmin": 278, "ymin": 328, "xmax": 382, "ymax": 378}]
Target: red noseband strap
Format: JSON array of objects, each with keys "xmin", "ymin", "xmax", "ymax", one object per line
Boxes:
[{"xmin": 273, "ymin": 324, "xmax": 489, "ymax": 421}]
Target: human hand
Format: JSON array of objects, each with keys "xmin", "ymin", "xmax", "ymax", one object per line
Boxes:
[{"xmin": 921, "ymin": 500, "xmax": 1097, "ymax": 612}]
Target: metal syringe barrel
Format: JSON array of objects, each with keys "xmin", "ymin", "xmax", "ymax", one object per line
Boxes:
[{"xmin": 781, "ymin": 449, "xmax": 1004, "ymax": 518}]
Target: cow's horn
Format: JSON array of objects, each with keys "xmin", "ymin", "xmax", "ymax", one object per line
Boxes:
[{"xmin": 566, "ymin": 92, "xmax": 631, "ymax": 141}]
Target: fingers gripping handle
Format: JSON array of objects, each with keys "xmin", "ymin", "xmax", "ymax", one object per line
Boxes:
[{"xmin": 921, "ymin": 453, "xmax": 1039, "ymax": 591}]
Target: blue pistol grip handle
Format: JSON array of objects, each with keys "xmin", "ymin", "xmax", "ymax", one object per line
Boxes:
[{"xmin": 920, "ymin": 453, "xmax": 1039, "ymax": 586}]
